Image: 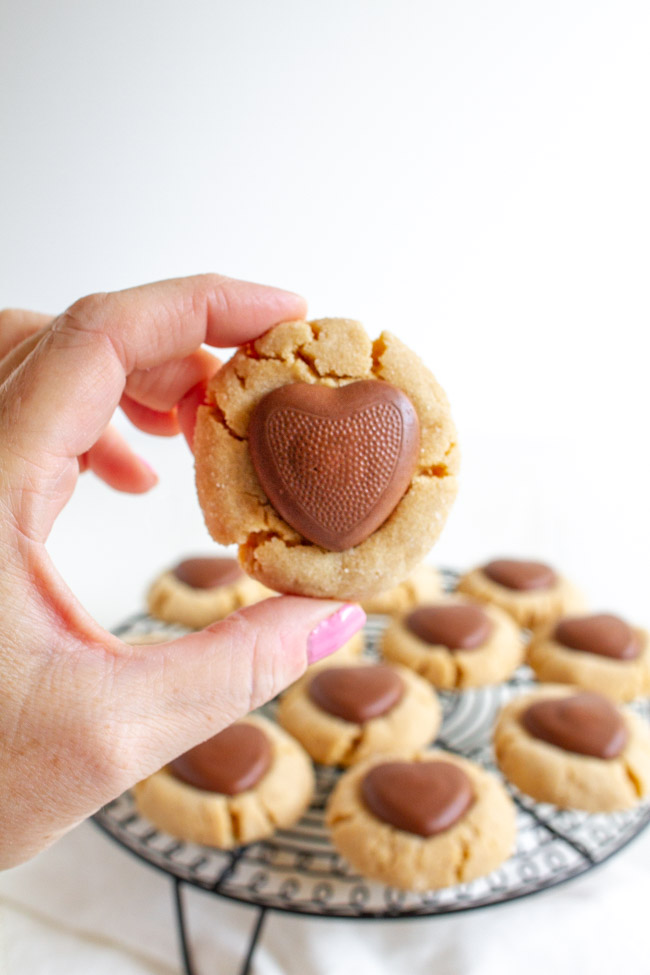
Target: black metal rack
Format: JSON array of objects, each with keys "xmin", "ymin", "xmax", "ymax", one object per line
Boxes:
[{"xmin": 95, "ymin": 584, "xmax": 650, "ymax": 975}]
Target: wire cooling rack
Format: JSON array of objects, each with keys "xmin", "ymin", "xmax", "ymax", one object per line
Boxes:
[{"xmin": 94, "ymin": 574, "xmax": 650, "ymax": 975}]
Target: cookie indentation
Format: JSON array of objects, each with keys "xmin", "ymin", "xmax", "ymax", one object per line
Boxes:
[
  {"xmin": 484, "ymin": 559, "xmax": 557, "ymax": 592},
  {"xmin": 248, "ymin": 380, "xmax": 420, "ymax": 551},
  {"xmin": 169, "ymin": 724, "xmax": 272, "ymax": 795},
  {"xmin": 554, "ymin": 614, "xmax": 641, "ymax": 661},
  {"xmin": 308, "ymin": 665, "xmax": 404, "ymax": 724},
  {"xmin": 521, "ymin": 692, "xmax": 628, "ymax": 759},
  {"xmin": 361, "ymin": 760, "xmax": 475, "ymax": 836},
  {"xmin": 173, "ymin": 557, "xmax": 244, "ymax": 590},
  {"xmin": 405, "ymin": 604, "xmax": 492, "ymax": 650}
]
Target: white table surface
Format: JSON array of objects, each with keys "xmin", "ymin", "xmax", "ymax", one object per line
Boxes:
[{"xmin": 3, "ymin": 811, "xmax": 650, "ymax": 974}]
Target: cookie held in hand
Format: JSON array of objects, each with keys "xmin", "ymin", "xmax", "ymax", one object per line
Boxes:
[{"xmin": 194, "ymin": 319, "xmax": 458, "ymax": 600}]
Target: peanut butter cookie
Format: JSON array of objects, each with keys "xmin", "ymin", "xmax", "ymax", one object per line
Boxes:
[
  {"xmin": 326, "ymin": 750, "xmax": 516, "ymax": 890},
  {"xmin": 494, "ymin": 685, "xmax": 650, "ymax": 811},
  {"xmin": 147, "ymin": 554, "xmax": 271, "ymax": 628},
  {"xmin": 527, "ymin": 613, "xmax": 650, "ymax": 702},
  {"xmin": 382, "ymin": 596, "xmax": 524, "ymax": 689},
  {"xmin": 194, "ymin": 319, "xmax": 458, "ymax": 600},
  {"xmin": 133, "ymin": 715, "xmax": 314, "ymax": 848},
  {"xmin": 456, "ymin": 558, "xmax": 584, "ymax": 629},
  {"xmin": 277, "ymin": 660, "xmax": 441, "ymax": 766}
]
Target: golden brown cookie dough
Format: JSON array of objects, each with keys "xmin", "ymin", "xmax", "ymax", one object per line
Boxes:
[
  {"xmin": 381, "ymin": 596, "xmax": 525, "ymax": 689},
  {"xmin": 133, "ymin": 715, "xmax": 314, "ymax": 848},
  {"xmin": 527, "ymin": 614, "xmax": 650, "ymax": 702},
  {"xmin": 147, "ymin": 554, "xmax": 271, "ymax": 628},
  {"xmin": 326, "ymin": 750, "xmax": 516, "ymax": 890},
  {"xmin": 277, "ymin": 661, "xmax": 441, "ymax": 766},
  {"xmin": 456, "ymin": 558, "xmax": 584, "ymax": 629},
  {"xmin": 361, "ymin": 563, "xmax": 442, "ymax": 616},
  {"xmin": 493, "ymin": 684, "xmax": 650, "ymax": 811},
  {"xmin": 194, "ymin": 319, "xmax": 458, "ymax": 601}
]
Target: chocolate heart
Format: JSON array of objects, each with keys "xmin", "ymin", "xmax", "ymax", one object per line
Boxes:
[
  {"xmin": 308, "ymin": 665, "xmax": 404, "ymax": 723},
  {"xmin": 248, "ymin": 380, "xmax": 420, "ymax": 551},
  {"xmin": 554, "ymin": 613, "xmax": 641, "ymax": 661},
  {"xmin": 173, "ymin": 556, "xmax": 243, "ymax": 590},
  {"xmin": 521, "ymin": 692, "xmax": 628, "ymax": 759},
  {"xmin": 406, "ymin": 604, "xmax": 492, "ymax": 650},
  {"xmin": 169, "ymin": 724, "xmax": 272, "ymax": 795},
  {"xmin": 484, "ymin": 558, "xmax": 557, "ymax": 591},
  {"xmin": 361, "ymin": 760, "xmax": 475, "ymax": 836}
]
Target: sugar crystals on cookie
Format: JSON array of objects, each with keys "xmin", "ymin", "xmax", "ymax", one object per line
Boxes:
[{"xmin": 194, "ymin": 318, "xmax": 458, "ymax": 600}]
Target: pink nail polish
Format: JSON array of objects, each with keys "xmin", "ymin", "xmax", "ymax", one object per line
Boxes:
[
  {"xmin": 307, "ymin": 604, "xmax": 366, "ymax": 664},
  {"xmin": 138, "ymin": 456, "xmax": 158, "ymax": 479}
]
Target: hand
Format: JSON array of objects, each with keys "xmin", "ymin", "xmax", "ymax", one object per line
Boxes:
[{"xmin": 0, "ymin": 275, "xmax": 365, "ymax": 869}]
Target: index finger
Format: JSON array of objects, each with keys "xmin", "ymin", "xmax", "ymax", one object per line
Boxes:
[
  {"xmin": 0, "ymin": 274, "xmax": 306, "ymax": 542},
  {"xmin": 55, "ymin": 274, "xmax": 307, "ymax": 370}
]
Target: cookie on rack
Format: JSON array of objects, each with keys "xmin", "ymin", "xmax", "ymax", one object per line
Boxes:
[
  {"xmin": 493, "ymin": 684, "xmax": 650, "ymax": 811},
  {"xmin": 146, "ymin": 554, "xmax": 271, "ymax": 628},
  {"xmin": 326, "ymin": 750, "xmax": 516, "ymax": 891},
  {"xmin": 381, "ymin": 596, "xmax": 524, "ymax": 689},
  {"xmin": 133, "ymin": 715, "xmax": 314, "ymax": 848},
  {"xmin": 527, "ymin": 613, "xmax": 650, "ymax": 702},
  {"xmin": 277, "ymin": 661, "xmax": 441, "ymax": 766},
  {"xmin": 456, "ymin": 558, "xmax": 584, "ymax": 629},
  {"xmin": 361, "ymin": 563, "xmax": 442, "ymax": 616},
  {"xmin": 194, "ymin": 318, "xmax": 458, "ymax": 601}
]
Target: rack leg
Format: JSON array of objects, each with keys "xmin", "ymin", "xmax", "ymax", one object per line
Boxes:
[
  {"xmin": 173, "ymin": 878, "xmax": 198, "ymax": 975},
  {"xmin": 238, "ymin": 907, "xmax": 268, "ymax": 975},
  {"xmin": 173, "ymin": 878, "xmax": 269, "ymax": 975}
]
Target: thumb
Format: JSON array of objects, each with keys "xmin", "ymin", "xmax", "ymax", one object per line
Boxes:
[{"xmin": 119, "ymin": 596, "xmax": 366, "ymax": 780}]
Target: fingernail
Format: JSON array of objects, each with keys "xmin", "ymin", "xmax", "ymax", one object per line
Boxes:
[
  {"xmin": 138, "ymin": 456, "xmax": 158, "ymax": 481},
  {"xmin": 307, "ymin": 604, "xmax": 366, "ymax": 664}
]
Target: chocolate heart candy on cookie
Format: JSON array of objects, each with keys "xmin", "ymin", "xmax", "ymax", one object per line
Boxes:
[
  {"xmin": 248, "ymin": 380, "xmax": 420, "ymax": 551},
  {"xmin": 484, "ymin": 559, "xmax": 557, "ymax": 592},
  {"xmin": 554, "ymin": 613, "xmax": 641, "ymax": 661},
  {"xmin": 194, "ymin": 318, "xmax": 458, "ymax": 600},
  {"xmin": 361, "ymin": 760, "xmax": 475, "ymax": 836},
  {"xmin": 405, "ymin": 603, "xmax": 493, "ymax": 650},
  {"xmin": 169, "ymin": 723, "xmax": 272, "ymax": 795},
  {"xmin": 521, "ymin": 691, "xmax": 627, "ymax": 759},
  {"xmin": 308, "ymin": 665, "xmax": 405, "ymax": 723},
  {"xmin": 173, "ymin": 556, "xmax": 243, "ymax": 590}
]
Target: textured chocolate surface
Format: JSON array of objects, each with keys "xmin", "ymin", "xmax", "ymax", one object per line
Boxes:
[
  {"xmin": 173, "ymin": 556, "xmax": 243, "ymax": 590},
  {"xmin": 169, "ymin": 724, "xmax": 272, "ymax": 795},
  {"xmin": 308, "ymin": 665, "xmax": 404, "ymax": 724},
  {"xmin": 406, "ymin": 604, "xmax": 492, "ymax": 650},
  {"xmin": 361, "ymin": 760, "xmax": 475, "ymax": 837},
  {"xmin": 554, "ymin": 614, "xmax": 641, "ymax": 661},
  {"xmin": 521, "ymin": 692, "xmax": 628, "ymax": 759},
  {"xmin": 247, "ymin": 380, "xmax": 420, "ymax": 551},
  {"xmin": 484, "ymin": 558, "xmax": 557, "ymax": 592}
]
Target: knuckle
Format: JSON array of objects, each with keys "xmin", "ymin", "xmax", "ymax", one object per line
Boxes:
[{"xmin": 58, "ymin": 292, "xmax": 111, "ymax": 334}]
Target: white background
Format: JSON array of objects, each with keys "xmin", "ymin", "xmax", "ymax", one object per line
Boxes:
[{"xmin": 1, "ymin": 2, "xmax": 650, "ymax": 972}]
